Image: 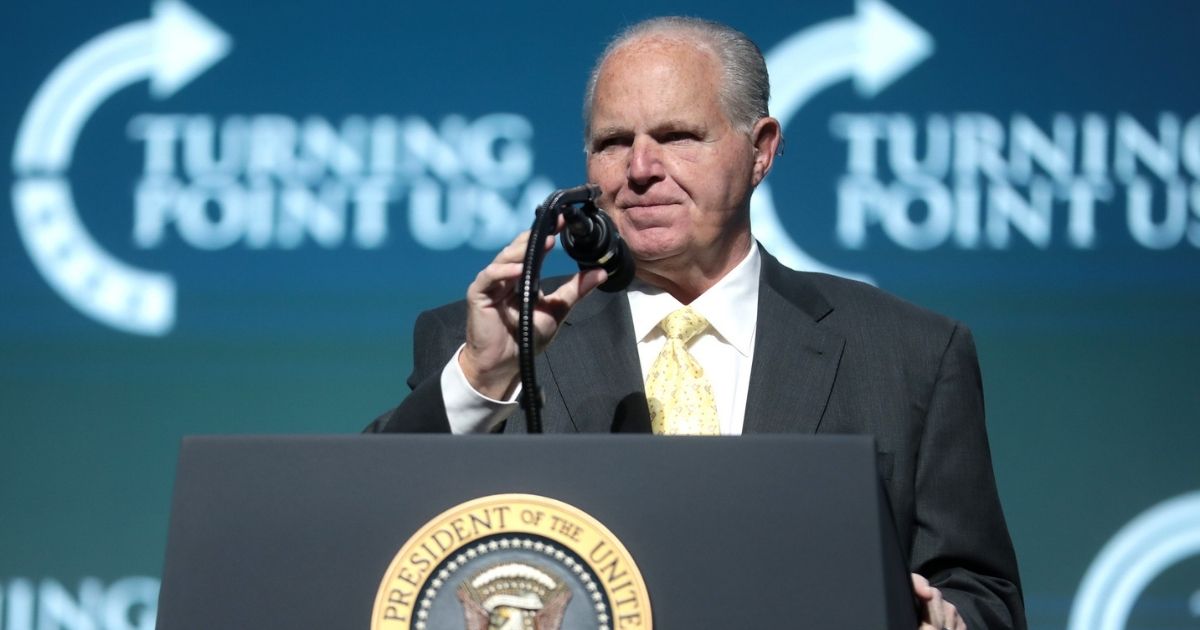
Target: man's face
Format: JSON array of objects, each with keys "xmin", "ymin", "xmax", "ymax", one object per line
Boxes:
[{"xmin": 585, "ymin": 38, "xmax": 764, "ymax": 278}]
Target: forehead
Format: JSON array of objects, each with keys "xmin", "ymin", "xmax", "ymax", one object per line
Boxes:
[
  {"xmin": 601, "ymin": 35, "xmax": 719, "ymax": 79},
  {"xmin": 591, "ymin": 37, "xmax": 725, "ymax": 125}
]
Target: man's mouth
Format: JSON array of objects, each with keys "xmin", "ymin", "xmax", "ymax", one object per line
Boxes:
[{"xmin": 617, "ymin": 203, "xmax": 679, "ymax": 228}]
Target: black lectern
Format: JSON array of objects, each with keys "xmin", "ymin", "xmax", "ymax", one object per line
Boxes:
[{"xmin": 157, "ymin": 435, "xmax": 916, "ymax": 629}]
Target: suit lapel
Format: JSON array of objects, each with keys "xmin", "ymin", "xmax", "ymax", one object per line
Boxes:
[
  {"xmin": 538, "ymin": 250, "xmax": 843, "ymax": 435},
  {"xmin": 743, "ymin": 252, "xmax": 845, "ymax": 434},
  {"xmin": 543, "ymin": 289, "xmax": 648, "ymax": 433}
]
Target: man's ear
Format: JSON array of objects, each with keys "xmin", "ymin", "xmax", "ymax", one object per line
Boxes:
[{"xmin": 750, "ymin": 117, "xmax": 782, "ymax": 186}]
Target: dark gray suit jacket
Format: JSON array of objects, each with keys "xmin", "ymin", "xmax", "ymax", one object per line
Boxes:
[{"xmin": 369, "ymin": 248, "xmax": 1025, "ymax": 629}]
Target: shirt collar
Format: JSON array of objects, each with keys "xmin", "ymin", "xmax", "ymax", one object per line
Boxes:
[{"xmin": 627, "ymin": 245, "xmax": 761, "ymax": 356}]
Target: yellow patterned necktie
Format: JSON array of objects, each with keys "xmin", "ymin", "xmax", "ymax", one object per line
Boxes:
[{"xmin": 644, "ymin": 306, "xmax": 721, "ymax": 435}]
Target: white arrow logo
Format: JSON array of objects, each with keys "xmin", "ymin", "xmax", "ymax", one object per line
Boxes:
[
  {"xmin": 1069, "ymin": 491, "xmax": 1200, "ymax": 630},
  {"xmin": 11, "ymin": 0, "xmax": 230, "ymax": 335},
  {"xmin": 751, "ymin": 0, "xmax": 933, "ymax": 283}
]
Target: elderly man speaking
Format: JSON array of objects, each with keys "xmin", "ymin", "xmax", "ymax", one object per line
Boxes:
[{"xmin": 369, "ymin": 16, "xmax": 1025, "ymax": 630}]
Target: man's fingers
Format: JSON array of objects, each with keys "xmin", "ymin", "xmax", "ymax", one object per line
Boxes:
[
  {"xmin": 911, "ymin": 573, "xmax": 933, "ymax": 600},
  {"xmin": 473, "ymin": 261, "xmax": 525, "ymax": 289},
  {"xmin": 471, "ymin": 230, "xmax": 561, "ymax": 299},
  {"xmin": 491, "ymin": 229, "xmax": 556, "ymax": 263},
  {"xmin": 930, "ymin": 587, "xmax": 945, "ymax": 625},
  {"xmin": 575, "ymin": 267, "xmax": 609, "ymax": 296},
  {"xmin": 539, "ymin": 268, "xmax": 608, "ymax": 320},
  {"xmin": 919, "ymin": 585, "xmax": 945, "ymax": 630},
  {"xmin": 493, "ymin": 230, "xmax": 530, "ymax": 260},
  {"xmin": 942, "ymin": 600, "xmax": 965, "ymax": 630},
  {"xmin": 910, "ymin": 574, "xmax": 965, "ymax": 630}
]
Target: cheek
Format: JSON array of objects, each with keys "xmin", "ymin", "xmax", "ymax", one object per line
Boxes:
[
  {"xmin": 664, "ymin": 143, "xmax": 705, "ymax": 163},
  {"xmin": 660, "ymin": 146, "xmax": 712, "ymax": 193},
  {"xmin": 587, "ymin": 157, "xmax": 621, "ymax": 206},
  {"xmin": 587, "ymin": 153, "xmax": 622, "ymax": 180}
]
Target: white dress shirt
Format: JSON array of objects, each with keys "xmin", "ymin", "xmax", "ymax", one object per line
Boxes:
[
  {"xmin": 442, "ymin": 246, "xmax": 762, "ymax": 435},
  {"xmin": 626, "ymin": 246, "xmax": 760, "ymax": 435}
]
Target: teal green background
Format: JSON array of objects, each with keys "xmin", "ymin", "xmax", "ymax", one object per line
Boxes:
[{"xmin": 2, "ymin": 2, "xmax": 1198, "ymax": 628}]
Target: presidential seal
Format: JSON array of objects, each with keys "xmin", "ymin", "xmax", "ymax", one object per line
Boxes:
[{"xmin": 372, "ymin": 494, "xmax": 652, "ymax": 630}]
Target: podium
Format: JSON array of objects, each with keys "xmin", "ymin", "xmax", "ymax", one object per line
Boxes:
[{"xmin": 156, "ymin": 435, "xmax": 916, "ymax": 628}]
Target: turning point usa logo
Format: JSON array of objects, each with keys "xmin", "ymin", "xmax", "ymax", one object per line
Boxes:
[
  {"xmin": 11, "ymin": 0, "xmax": 553, "ymax": 336},
  {"xmin": 10, "ymin": 0, "xmax": 1200, "ymax": 336}
]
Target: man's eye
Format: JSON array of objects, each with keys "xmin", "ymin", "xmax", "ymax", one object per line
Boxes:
[
  {"xmin": 593, "ymin": 136, "xmax": 631, "ymax": 152},
  {"xmin": 662, "ymin": 131, "xmax": 698, "ymax": 143}
]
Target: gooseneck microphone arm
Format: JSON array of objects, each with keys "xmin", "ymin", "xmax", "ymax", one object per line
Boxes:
[{"xmin": 517, "ymin": 184, "xmax": 634, "ymax": 433}]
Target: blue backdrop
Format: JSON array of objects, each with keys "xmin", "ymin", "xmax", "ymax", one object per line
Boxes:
[{"xmin": 2, "ymin": 1, "xmax": 1198, "ymax": 628}]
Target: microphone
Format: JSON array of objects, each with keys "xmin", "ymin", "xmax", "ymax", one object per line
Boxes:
[{"xmin": 559, "ymin": 184, "xmax": 635, "ymax": 292}]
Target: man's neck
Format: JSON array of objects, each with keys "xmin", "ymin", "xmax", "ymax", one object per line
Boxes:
[{"xmin": 635, "ymin": 234, "xmax": 754, "ymax": 304}]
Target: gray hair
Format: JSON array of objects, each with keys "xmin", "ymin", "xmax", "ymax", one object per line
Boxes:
[{"xmin": 582, "ymin": 17, "xmax": 770, "ymax": 143}]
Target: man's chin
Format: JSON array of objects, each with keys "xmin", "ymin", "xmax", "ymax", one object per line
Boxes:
[
  {"xmin": 627, "ymin": 241, "xmax": 685, "ymax": 265},
  {"xmin": 624, "ymin": 226, "xmax": 685, "ymax": 255}
]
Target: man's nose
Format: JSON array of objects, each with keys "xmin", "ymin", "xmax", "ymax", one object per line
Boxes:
[{"xmin": 627, "ymin": 136, "xmax": 665, "ymax": 184}]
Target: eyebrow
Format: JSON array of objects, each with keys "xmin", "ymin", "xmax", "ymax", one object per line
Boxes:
[
  {"xmin": 652, "ymin": 119, "xmax": 704, "ymax": 133},
  {"xmin": 590, "ymin": 120, "xmax": 705, "ymax": 139},
  {"xmin": 590, "ymin": 126, "xmax": 630, "ymax": 140}
]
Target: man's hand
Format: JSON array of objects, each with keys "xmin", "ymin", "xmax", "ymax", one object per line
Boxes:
[
  {"xmin": 459, "ymin": 220, "xmax": 608, "ymax": 399},
  {"xmin": 912, "ymin": 573, "xmax": 966, "ymax": 630}
]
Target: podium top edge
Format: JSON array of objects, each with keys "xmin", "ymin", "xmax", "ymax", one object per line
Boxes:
[{"xmin": 179, "ymin": 433, "xmax": 877, "ymax": 449}]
